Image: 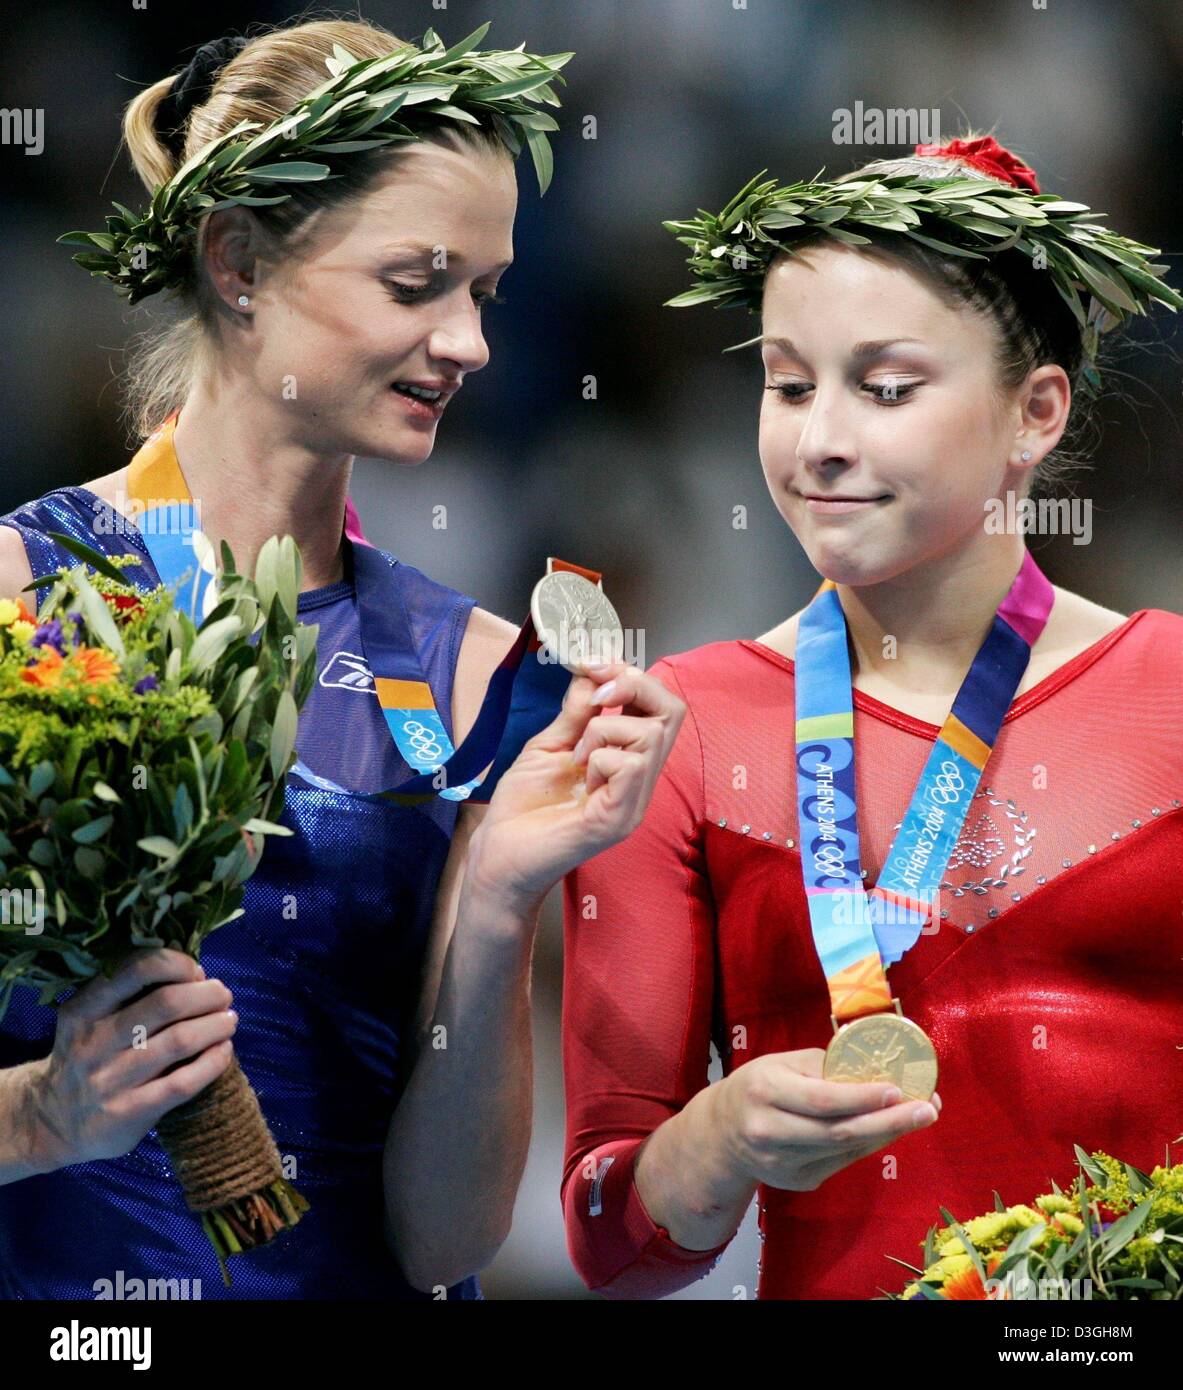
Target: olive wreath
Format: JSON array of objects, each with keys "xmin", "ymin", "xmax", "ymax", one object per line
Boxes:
[
  {"xmin": 58, "ymin": 23, "xmax": 573, "ymax": 305},
  {"xmin": 663, "ymin": 169, "xmax": 1182, "ymax": 396}
]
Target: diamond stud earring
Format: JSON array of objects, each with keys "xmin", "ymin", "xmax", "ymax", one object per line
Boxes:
[
  {"xmin": 237, "ymin": 294, "xmax": 250, "ymax": 307},
  {"xmin": 1021, "ymin": 450, "xmax": 1032, "ymax": 461}
]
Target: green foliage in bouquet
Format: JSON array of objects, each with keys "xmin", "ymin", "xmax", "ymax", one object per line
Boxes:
[
  {"xmin": 0, "ymin": 531, "xmax": 318, "ymax": 1017},
  {"xmin": 887, "ymin": 1144, "xmax": 1183, "ymax": 1300}
]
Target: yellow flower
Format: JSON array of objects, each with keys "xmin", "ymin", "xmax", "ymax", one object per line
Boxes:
[
  {"xmin": 9, "ymin": 620, "xmax": 36, "ymax": 643},
  {"xmin": 1035, "ymin": 1193, "xmax": 1072, "ymax": 1215},
  {"xmin": 929, "ymin": 1252, "xmax": 974, "ymax": 1280},
  {"xmin": 0, "ymin": 599, "xmax": 19, "ymax": 626},
  {"xmin": 1007, "ymin": 1204, "xmax": 1046, "ymax": 1228},
  {"xmin": 1050, "ymin": 1212, "xmax": 1083, "ymax": 1237}
]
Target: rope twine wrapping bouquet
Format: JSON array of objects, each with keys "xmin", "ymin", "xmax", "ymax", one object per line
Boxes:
[
  {"xmin": 155, "ymin": 1055, "xmax": 310, "ymax": 1268},
  {"xmin": 58, "ymin": 22, "xmax": 572, "ymax": 304},
  {"xmin": 662, "ymin": 134, "xmax": 1182, "ymax": 398}
]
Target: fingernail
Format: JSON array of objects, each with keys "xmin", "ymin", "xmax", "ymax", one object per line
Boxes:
[
  {"xmin": 572, "ymin": 736, "xmax": 586, "ymax": 763},
  {"xmin": 586, "ymin": 661, "xmax": 614, "ymax": 672},
  {"xmin": 590, "ymin": 680, "xmax": 617, "ymax": 705},
  {"xmin": 913, "ymin": 1104, "xmax": 936, "ymax": 1126},
  {"xmin": 195, "ymin": 966, "xmax": 206, "ymax": 980},
  {"xmin": 881, "ymin": 1087, "xmax": 902, "ymax": 1107},
  {"xmin": 227, "ymin": 1009, "xmax": 238, "ymax": 1023}
]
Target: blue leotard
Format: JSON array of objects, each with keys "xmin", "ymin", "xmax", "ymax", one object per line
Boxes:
[{"xmin": 0, "ymin": 487, "xmax": 480, "ymax": 1299}]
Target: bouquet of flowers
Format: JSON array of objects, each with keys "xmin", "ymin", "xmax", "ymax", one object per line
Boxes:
[
  {"xmin": 0, "ymin": 531, "xmax": 319, "ymax": 1282},
  {"xmin": 888, "ymin": 1145, "xmax": 1183, "ymax": 1300}
]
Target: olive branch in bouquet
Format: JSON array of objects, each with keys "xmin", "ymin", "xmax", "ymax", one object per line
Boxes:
[
  {"xmin": 57, "ymin": 22, "xmax": 573, "ymax": 304},
  {"xmin": 885, "ymin": 1144, "xmax": 1183, "ymax": 1300},
  {"xmin": 0, "ymin": 529, "xmax": 316, "ymax": 1017},
  {"xmin": 0, "ymin": 529, "xmax": 322, "ymax": 1277}
]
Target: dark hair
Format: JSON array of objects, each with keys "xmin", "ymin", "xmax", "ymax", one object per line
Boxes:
[
  {"xmin": 782, "ymin": 144, "xmax": 1103, "ymax": 499},
  {"xmin": 118, "ymin": 12, "xmax": 507, "ymax": 441}
]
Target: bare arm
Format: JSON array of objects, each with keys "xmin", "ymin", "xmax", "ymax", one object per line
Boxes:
[
  {"xmin": 382, "ymin": 803, "xmax": 542, "ymax": 1290},
  {"xmin": 383, "ymin": 606, "xmax": 686, "ymax": 1290},
  {"xmin": 0, "ymin": 1059, "xmax": 59, "ymax": 1185},
  {"xmin": 382, "ymin": 606, "xmax": 539, "ymax": 1290}
]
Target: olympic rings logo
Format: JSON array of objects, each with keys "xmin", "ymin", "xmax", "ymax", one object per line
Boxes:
[
  {"xmin": 402, "ymin": 719, "xmax": 444, "ymax": 763},
  {"xmin": 929, "ymin": 760, "xmax": 965, "ymax": 805},
  {"xmin": 813, "ymin": 843, "xmax": 847, "ymax": 876}
]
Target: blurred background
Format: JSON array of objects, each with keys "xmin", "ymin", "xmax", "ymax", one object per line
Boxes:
[{"xmin": 2, "ymin": 0, "xmax": 1180, "ymax": 1298}]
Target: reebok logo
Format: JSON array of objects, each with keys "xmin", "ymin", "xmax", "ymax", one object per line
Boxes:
[{"xmin": 319, "ymin": 650, "xmax": 376, "ymax": 694}]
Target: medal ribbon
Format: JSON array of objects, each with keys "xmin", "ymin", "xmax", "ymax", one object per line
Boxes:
[
  {"xmin": 125, "ymin": 413, "xmax": 580, "ymax": 805},
  {"xmin": 793, "ymin": 551, "xmax": 1054, "ymax": 1021}
]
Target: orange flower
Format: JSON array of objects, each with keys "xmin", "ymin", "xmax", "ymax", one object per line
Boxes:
[
  {"xmin": 71, "ymin": 645, "xmax": 120, "ymax": 685},
  {"xmin": 14, "ymin": 597, "xmax": 36, "ymax": 625},
  {"xmin": 20, "ymin": 647, "xmax": 66, "ymax": 688},
  {"xmin": 943, "ymin": 1252, "xmax": 1006, "ymax": 1300}
]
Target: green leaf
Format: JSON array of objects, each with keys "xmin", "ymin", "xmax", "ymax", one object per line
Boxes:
[
  {"xmin": 73, "ymin": 571, "xmax": 126, "ymax": 662},
  {"xmin": 29, "ymin": 838, "xmax": 56, "ymax": 867},
  {"xmin": 241, "ymin": 817, "xmax": 294, "ymax": 837},
  {"xmin": 435, "ymin": 22, "xmax": 492, "ymax": 67},
  {"xmin": 1074, "ymin": 1144, "xmax": 1108, "ymax": 1186},
  {"xmin": 1097, "ymin": 1195, "xmax": 1155, "ymax": 1255},
  {"xmin": 269, "ymin": 688, "xmax": 298, "ymax": 780},
  {"xmin": 73, "ymin": 846, "xmax": 106, "ymax": 878},
  {"xmin": 246, "ymin": 161, "xmax": 332, "ymax": 183},
  {"xmin": 137, "ymin": 836, "xmax": 179, "ymax": 860},
  {"xmin": 42, "ymin": 531, "xmax": 128, "ymax": 584},
  {"xmin": 477, "ymin": 71, "xmax": 556, "ymax": 101},
  {"xmin": 72, "ymin": 815, "xmax": 113, "ymax": 845},
  {"xmin": 172, "ymin": 783, "xmax": 193, "ymax": 840},
  {"xmin": 187, "ymin": 615, "xmax": 243, "ymax": 677},
  {"xmin": 30, "ymin": 762, "xmax": 57, "ymax": 798},
  {"xmin": 524, "ymin": 126, "xmax": 554, "ymax": 197}
]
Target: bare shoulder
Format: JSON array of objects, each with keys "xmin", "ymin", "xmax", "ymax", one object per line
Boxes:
[
  {"xmin": 83, "ymin": 466, "xmax": 131, "ymax": 509},
  {"xmin": 0, "ymin": 524, "xmax": 34, "ymax": 601},
  {"xmin": 452, "ymin": 603, "xmax": 517, "ymax": 749},
  {"xmin": 754, "ymin": 609, "xmax": 804, "ymax": 662},
  {"xmin": 1043, "ymin": 586, "xmax": 1128, "ymax": 652},
  {"xmin": 447, "ymin": 604, "xmax": 518, "ymax": 832},
  {"xmin": 0, "ymin": 465, "xmax": 135, "ymax": 604}
]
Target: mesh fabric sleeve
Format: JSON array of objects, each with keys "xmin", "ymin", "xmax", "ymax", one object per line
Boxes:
[{"xmin": 560, "ymin": 657, "xmax": 735, "ymax": 1298}]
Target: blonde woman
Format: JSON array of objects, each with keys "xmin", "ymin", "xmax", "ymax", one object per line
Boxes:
[{"xmin": 0, "ymin": 18, "xmax": 683, "ymax": 1299}]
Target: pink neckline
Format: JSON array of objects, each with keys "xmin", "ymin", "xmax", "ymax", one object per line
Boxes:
[{"xmin": 737, "ymin": 610, "xmax": 1149, "ymax": 736}]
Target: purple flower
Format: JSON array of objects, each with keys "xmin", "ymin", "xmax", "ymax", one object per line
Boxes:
[
  {"xmin": 133, "ymin": 674, "xmax": 159, "ymax": 696},
  {"xmin": 31, "ymin": 618, "xmax": 66, "ymax": 655},
  {"xmin": 67, "ymin": 611, "xmax": 83, "ymax": 647}
]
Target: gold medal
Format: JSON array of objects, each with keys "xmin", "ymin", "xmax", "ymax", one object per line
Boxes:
[
  {"xmin": 530, "ymin": 566, "xmax": 623, "ymax": 675},
  {"xmin": 823, "ymin": 1000, "xmax": 937, "ymax": 1102}
]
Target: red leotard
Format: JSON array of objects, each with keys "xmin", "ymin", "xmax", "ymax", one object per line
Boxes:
[{"xmin": 561, "ymin": 609, "xmax": 1183, "ymax": 1299}]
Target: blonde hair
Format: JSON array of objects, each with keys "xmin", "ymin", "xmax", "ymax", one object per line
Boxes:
[{"xmin": 119, "ymin": 13, "xmax": 504, "ymax": 442}]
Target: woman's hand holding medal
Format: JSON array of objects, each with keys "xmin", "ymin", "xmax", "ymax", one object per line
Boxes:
[
  {"xmin": 465, "ymin": 661, "xmax": 685, "ymax": 912},
  {"xmin": 635, "ymin": 1045, "xmax": 942, "ymax": 1252},
  {"xmin": 710, "ymin": 1047, "xmax": 941, "ymax": 1192}
]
